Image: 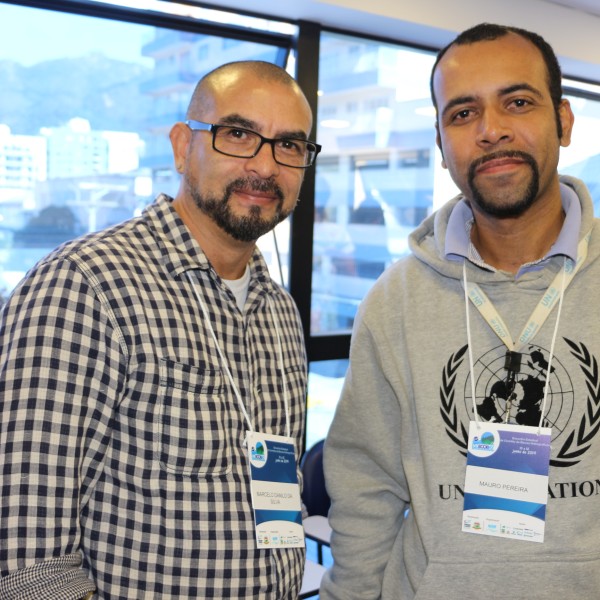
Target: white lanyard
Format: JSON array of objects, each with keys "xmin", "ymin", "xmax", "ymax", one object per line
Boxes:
[
  {"xmin": 187, "ymin": 271, "xmax": 291, "ymax": 438},
  {"xmin": 463, "ymin": 232, "xmax": 590, "ymax": 429}
]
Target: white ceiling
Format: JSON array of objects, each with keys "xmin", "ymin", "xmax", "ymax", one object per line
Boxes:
[
  {"xmin": 543, "ymin": 0, "xmax": 600, "ymax": 17},
  {"xmin": 208, "ymin": 0, "xmax": 600, "ymax": 80}
]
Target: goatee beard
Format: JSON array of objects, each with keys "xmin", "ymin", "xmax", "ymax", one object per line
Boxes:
[
  {"xmin": 189, "ymin": 177, "xmax": 288, "ymax": 242},
  {"xmin": 467, "ymin": 150, "xmax": 540, "ymax": 218}
]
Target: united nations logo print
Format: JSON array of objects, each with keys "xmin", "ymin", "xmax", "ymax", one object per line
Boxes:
[{"xmin": 440, "ymin": 339, "xmax": 600, "ymax": 467}]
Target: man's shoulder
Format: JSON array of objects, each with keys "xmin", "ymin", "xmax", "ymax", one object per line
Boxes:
[
  {"xmin": 42, "ymin": 215, "xmax": 154, "ymax": 270},
  {"xmin": 40, "ymin": 198, "xmax": 174, "ymax": 272}
]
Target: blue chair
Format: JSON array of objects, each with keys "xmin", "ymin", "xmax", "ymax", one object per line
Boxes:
[
  {"xmin": 300, "ymin": 439, "xmax": 330, "ymax": 517},
  {"xmin": 301, "ymin": 439, "xmax": 332, "ymax": 565}
]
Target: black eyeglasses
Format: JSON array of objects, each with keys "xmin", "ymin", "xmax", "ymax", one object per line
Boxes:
[{"xmin": 186, "ymin": 120, "xmax": 321, "ymax": 169}]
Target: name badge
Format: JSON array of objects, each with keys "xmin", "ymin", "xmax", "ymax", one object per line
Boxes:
[
  {"xmin": 462, "ymin": 421, "xmax": 551, "ymax": 543},
  {"xmin": 247, "ymin": 431, "xmax": 305, "ymax": 549}
]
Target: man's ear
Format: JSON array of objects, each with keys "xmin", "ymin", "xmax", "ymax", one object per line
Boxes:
[
  {"xmin": 435, "ymin": 121, "xmax": 447, "ymax": 169},
  {"xmin": 558, "ymin": 98, "xmax": 575, "ymax": 148},
  {"xmin": 169, "ymin": 122, "xmax": 192, "ymax": 173}
]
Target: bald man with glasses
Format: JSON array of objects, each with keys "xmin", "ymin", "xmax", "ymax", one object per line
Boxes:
[{"xmin": 0, "ymin": 60, "xmax": 319, "ymax": 599}]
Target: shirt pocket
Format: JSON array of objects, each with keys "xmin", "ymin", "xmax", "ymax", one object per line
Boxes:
[{"xmin": 158, "ymin": 358, "xmax": 230, "ymax": 476}]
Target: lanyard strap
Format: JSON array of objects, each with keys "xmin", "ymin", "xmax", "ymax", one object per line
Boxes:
[
  {"xmin": 464, "ymin": 232, "xmax": 590, "ymax": 352},
  {"xmin": 463, "ymin": 231, "xmax": 590, "ymax": 429},
  {"xmin": 187, "ymin": 271, "xmax": 290, "ymax": 438}
]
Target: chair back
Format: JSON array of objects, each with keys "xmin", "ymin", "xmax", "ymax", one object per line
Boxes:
[{"xmin": 300, "ymin": 439, "xmax": 330, "ymax": 517}]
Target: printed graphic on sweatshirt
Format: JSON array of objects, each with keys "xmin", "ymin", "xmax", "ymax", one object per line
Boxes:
[{"xmin": 440, "ymin": 339, "xmax": 600, "ymax": 467}]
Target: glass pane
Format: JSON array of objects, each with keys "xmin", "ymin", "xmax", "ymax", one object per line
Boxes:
[
  {"xmin": 312, "ymin": 33, "xmax": 600, "ymax": 337},
  {"xmin": 0, "ymin": 3, "xmax": 293, "ymax": 302},
  {"xmin": 254, "ymin": 224, "xmax": 290, "ymax": 288},
  {"xmin": 306, "ymin": 359, "xmax": 348, "ymax": 451},
  {"xmin": 312, "ymin": 32, "xmax": 438, "ymax": 334},
  {"xmin": 560, "ymin": 81, "xmax": 600, "ymax": 212}
]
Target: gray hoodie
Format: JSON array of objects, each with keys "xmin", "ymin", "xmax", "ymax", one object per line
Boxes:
[{"xmin": 321, "ymin": 175, "xmax": 600, "ymax": 599}]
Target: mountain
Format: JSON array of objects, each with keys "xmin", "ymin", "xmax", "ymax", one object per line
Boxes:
[{"xmin": 0, "ymin": 53, "xmax": 152, "ymax": 135}]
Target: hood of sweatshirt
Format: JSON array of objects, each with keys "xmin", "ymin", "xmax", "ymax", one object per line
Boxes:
[{"xmin": 407, "ymin": 174, "xmax": 598, "ymax": 286}]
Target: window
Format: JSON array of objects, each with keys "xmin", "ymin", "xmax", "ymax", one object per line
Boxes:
[
  {"xmin": 2, "ymin": 2, "xmax": 600, "ymax": 450},
  {"xmin": 312, "ymin": 32, "xmax": 437, "ymax": 336},
  {"xmin": 560, "ymin": 79, "xmax": 600, "ymax": 212},
  {"xmin": 306, "ymin": 358, "xmax": 348, "ymax": 451},
  {"xmin": 0, "ymin": 1, "xmax": 295, "ymax": 300}
]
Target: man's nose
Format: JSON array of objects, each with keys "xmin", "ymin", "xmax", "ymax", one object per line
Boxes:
[
  {"xmin": 244, "ymin": 140, "xmax": 281, "ymax": 177},
  {"xmin": 476, "ymin": 108, "xmax": 513, "ymax": 147}
]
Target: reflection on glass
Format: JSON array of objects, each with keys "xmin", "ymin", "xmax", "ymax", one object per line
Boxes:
[
  {"xmin": 306, "ymin": 359, "xmax": 348, "ymax": 451},
  {"xmin": 312, "ymin": 32, "xmax": 437, "ymax": 335},
  {"xmin": 312, "ymin": 34, "xmax": 600, "ymax": 337},
  {"xmin": 0, "ymin": 3, "xmax": 293, "ymax": 302},
  {"xmin": 560, "ymin": 81, "xmax": 600, "ymax": 212}
]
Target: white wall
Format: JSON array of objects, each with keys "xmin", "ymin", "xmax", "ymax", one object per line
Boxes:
[{"xmin": 209, "ymin": 0, "xmax": 600, "ymax": 82}]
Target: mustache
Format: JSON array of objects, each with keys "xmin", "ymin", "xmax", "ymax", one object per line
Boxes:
[
  {"xmin": 225, "ymin": 177, "xmax": 284, "ymax": 202},
  {"xmin": 468, "ymin": 150, "xmax": 537, "ymax": 178}
]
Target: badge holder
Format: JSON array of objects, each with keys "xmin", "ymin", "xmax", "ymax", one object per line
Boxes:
[
  {"xmin": 462, "ymin": 422, "xmax": 551, "ymax": 543},
  {"xmin": 247, "ymin": 431, "xmax": 305, "ymax": 548}
]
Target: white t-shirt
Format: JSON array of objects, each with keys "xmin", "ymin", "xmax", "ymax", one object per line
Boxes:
[{"xmin": 222, "ymin": 264, "xmax": 251, "ymax": 310}]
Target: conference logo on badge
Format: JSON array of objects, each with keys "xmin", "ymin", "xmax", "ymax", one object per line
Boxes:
[
  {"xmin": 470, "ymin": 431, "xmax": 498, "ymax": 457},
  {"xmin": 250, "ymin": 440, "xmax": 268, "ymax": 468}
]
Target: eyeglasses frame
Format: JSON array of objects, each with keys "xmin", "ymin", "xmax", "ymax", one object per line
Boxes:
[{"xmin": 185, "ymin": 119, "xmax": 321, "ymax": 169}]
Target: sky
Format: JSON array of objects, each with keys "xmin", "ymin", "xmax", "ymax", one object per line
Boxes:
[{"xmin": 0, "ymin": 3, "xmax": 152, "ymax": 67}]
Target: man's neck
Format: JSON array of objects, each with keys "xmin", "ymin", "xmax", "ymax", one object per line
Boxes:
[
  {"xmin": 172, "ymin": 196, "xmax": 255, "ymax": 280},
  {"xmin": 470, "ymin": 200, "xmax": 565, "ymax": 274}
]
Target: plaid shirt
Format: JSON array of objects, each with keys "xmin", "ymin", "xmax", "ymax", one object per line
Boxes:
[{"xmin": 0, "ymin": 195, "xmax": 307, "ymax": 599}]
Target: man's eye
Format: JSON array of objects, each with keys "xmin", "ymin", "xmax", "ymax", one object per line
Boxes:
[
  {"xmin": 451, "ymin": 109, "xmax": 472, "ymax": 123},
  {"xmin": 227, "ymin": 128, "xmax": 248, "ymax": 139},
  {"xmin": 278, "ymin": 139, "xmax": 303, "ymax": 154}
]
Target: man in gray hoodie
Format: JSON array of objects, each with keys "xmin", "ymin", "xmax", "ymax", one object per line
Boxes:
[{"xmin": 321, "ymin": 23, "xmax": 600, "ymax": 599}]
